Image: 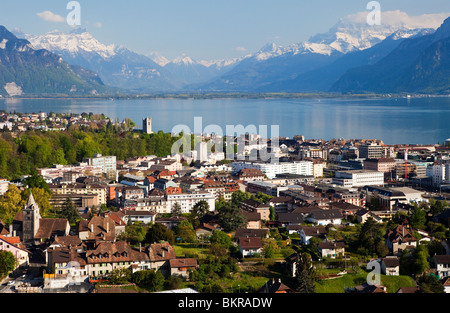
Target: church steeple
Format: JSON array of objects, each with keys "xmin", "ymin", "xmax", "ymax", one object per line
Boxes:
[{"xmin": 22, "ymin": 191, "xmax": 41, "ymax": 246}]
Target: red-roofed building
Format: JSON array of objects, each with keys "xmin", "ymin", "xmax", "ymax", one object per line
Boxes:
[{"xmin": 0, "ymin": 235, "xmax": 29, "ymax": 267}]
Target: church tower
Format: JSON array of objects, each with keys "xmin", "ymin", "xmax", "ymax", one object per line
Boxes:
[
  {"xmin": 22, "ymin": 192, "xmax": 41, "ymax": 246},
  {"xmin": 143, "ymin": 117, "xmax": 153, "ymax": 134}
]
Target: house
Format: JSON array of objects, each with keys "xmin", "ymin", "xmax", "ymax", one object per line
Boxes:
[
  {"xmin": 241, "ymin": 210, "xmax": 262, "ymax": 229},
  {"xmin": 276, "ymin": 213, "xmax": 304, "ymax": 229},
  {"xmin": 299, "ymin": 226, "xmax": 327, "ymax": 244},
  {"xmin": 268, "ymin": 196, "xmax": 294, "ymax": 214},
  {"xmin": 148, "ymin": 242, "xmax": 177, "ymax": 277},
  {"xmin": 318, "ymin": 241, "xmax": 345, "ymax": 259},
  {"xmin": 355, "ymin": 209, "xmax": 383, "ymax": 224},
  {"xmin": 238, "ymin": 236, "xmax": 263, "ymax": 258},
  {"xmin": 396, "ymin": 286, "xmax": 419, "ymax": 293},
  {"xmin": 78, "ymin": 216, "xmax": 116, "ymax": 242},
  {"xmin": 258, "ymin": 278, "xmax": 294, "ymax": 293},
  {"xmin": 169, "ymin": 258, "xmax": 198, "ymax": 279},
  {"xmin": 381, "ymin": 256, "xmax": 400, "ymax": 276},
  {"xmin": 86, "ymin": 241, "xmax": 149, "ymax": 279},
  {"xmin": 432, "ymin": 255, "xmax": 450, "ymax": 279},
  {"xmin": 196, "ymin": 213, "xmax": 222, "ymax": 238},
  {"xmin": 0, "ymin": 235, "xmax": 29, "ymax": 267},
  {"xmin": 241, "ymin": 199, "xmax": 271, "ymax": 221},
  {"xmin": 442, "ymin": 277, "xmax": 450, "ymax": 293},
  {"xmin": 306, "ymin": 209, "xmax": 343, "ymax": 226},
  {"xmin": 348, "ymin": 282, "xmax": 387, "ymax": 293},
  {"xmin": 234, "ymin": 228, "xmax": 269, "ymax": 240},
  {"xmin": 122, "ymin": 210, "xmax": 157, "ymax": 225},
  {"xmin": 45, "ymin": 246, "xmax": 89, "ymax": 289},
  {"xmin": 385, "ymin": 223, "xmax": 417, "ymax": 256}
]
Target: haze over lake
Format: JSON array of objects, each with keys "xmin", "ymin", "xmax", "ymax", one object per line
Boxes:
[{"xmin": 1, "ymin": 96, "xmax": 449, "ymax": 145}]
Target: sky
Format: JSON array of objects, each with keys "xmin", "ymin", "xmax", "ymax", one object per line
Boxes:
[{"xmin": 1, "ymin": 0, "xmax": 450, "ymax": 61}]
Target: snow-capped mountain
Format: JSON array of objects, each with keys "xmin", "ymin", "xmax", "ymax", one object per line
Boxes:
[
  {"xmin": 21, "ymin": 28, "xmax": 181, "ymax": 92},
  {"xmin": 197, "ymin": 11, "xmax": 448, "ymax": 92}
]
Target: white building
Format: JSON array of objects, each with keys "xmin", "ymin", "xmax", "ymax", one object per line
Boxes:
[
  {"xmin": 232, "ymin": 161, "xmax": 313, "ymax": 179},
  {"xmin": 426, "ymin": 162, "xmax": 450, "ymax": 186},
  {"xmin": 166, "ymin": 191, "xmax": 215, "ymax": 214},
  {"xmin": 333, "ymin": 170, "xmax": 384, "ymax": 188},
  {"xmin": 83, "ymin": 154, "xmax": 117, "ymax": 180}
]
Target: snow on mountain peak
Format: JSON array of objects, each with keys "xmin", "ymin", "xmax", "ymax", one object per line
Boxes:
[{"xmin": 26, "ymin": 29, "xmax": 117, "ymax": 59}]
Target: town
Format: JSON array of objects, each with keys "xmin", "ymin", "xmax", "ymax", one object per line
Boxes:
[{"xmin": 0, "ymin": 112, "xmax": 449, "ymax": 294}]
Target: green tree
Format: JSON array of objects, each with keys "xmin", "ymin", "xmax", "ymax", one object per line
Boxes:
[
  {"xmin": 217, "ymin": 204, "xmax": 247, "ymax": 233},
  {"xmin": 145, "ymin": 223, "xmax": 175, "ymax": 245},
  {"xmin": 59, "ymin": 197, "xmax": 81, "ymax": 224},
  {"xmin": 409, "ymin": 205, "xmax": 426, "ymax": 229},
  {"xmin": 0, "ymin": 184, "xmax": 25, "ymax": 225},
  {"xmin": 189, "ymin": 200, "xmax": 210, "ymax": 229},
  {"xmin": 175, "ymin": 220, "xmax": 196, "ymax": 243},
  {"xmin": 131, "ymin": 269, "xmax": 165, "ymax": 292},
  {"xmin": 293, "ymin": 253, "xmax": 316, "ymax": 293},
  {"xmin": 358, "ymin": 217, "xmax": 386, "ymax": 257},
  {"xmin": 0, "ymin": 250, "xmax": 16, "ymax": 277},
  {"xmin": 412, "ymin": 244, "xmax": 430, "ymax": 275},
  {"xmin": 210, "ymin": 230, "xmax": 232, "ymax": 248},
  {"xmin": 417, "ymin": 274, "xmax": 445, "ymax": 293}
]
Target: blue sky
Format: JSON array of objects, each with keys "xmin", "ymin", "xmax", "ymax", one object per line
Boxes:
[{"xmin": 1, "ymin": 0, "xmax": 450, "ymax": 60}]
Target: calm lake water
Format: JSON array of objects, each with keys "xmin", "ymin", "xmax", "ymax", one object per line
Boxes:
[{"xmin": 0, "ymin": 96, "xmax": 449, "ymax": 145}]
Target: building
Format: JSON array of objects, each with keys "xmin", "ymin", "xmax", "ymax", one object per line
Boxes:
[
  {"xmin": 363, "ymin": 158, "xmax": 396, "ymax": 179},
  {"xmin": 318, "ymin": 241, "xmax": 345, "ymax": 259},
  {"xmin": 381, "ymin": 256, "xmax": 400, "ymax": 276},
  {"xmin": 238, "ymin": 237, "xmax": 263, "ymax": 258},
  {"xmin": 83, "ymin": 154, "xmax": 117, "ymax": 181},
  {"xmin": 143, "ymin": 117, "xmax": 153, "ymax": 134},
  {"xmin": 49, "ymin": 183, "xmax": 108, "ymax": 206},
  {"xmin": 333, "ymin": 170, "xmax": 384, "ymax": 188},
  {"xmin": 201, "ymin": 180, "xmax": 240, "ymax": 201},
  {"xmin": 232, "ymin": 161, "xmax": 313, "ymax": 180},
  {"xmin": 359, "ymin": 143, "xmax": 384, "ymax": 159},
  {"xmin": 432, "ymin": 255, "xmax": 450, "ymax": 279},
  {"xmin": 385, "ymin": 223, "xmax": 417, "ymax": 256},
  {"xmin": 166, "ymin": 191, "xmax": 215, "ymax": 214},
  {"xmin": 0, "ymin": 235, "xmax": 29, "ymax": 267}
]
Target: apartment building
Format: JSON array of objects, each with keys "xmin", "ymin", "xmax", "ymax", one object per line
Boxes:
[{"xmin": 333, "ymin": 170, "xmax": 384, "ymax": 188}]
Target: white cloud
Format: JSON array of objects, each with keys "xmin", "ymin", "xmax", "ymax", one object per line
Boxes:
[
  {"xmin": 342, "ymin": 10, "xmax": 450, "ymax": 29},
  {"xmin": 235, "ymin": 46, "xmax": 247, "ymax": 52},
  {"xmin": 94, "ymin": 22, "xmax": 103, "ymax": 28},
  {"xmin": 37, "ymin": 11, "xmax": 65, "ymax": 23}
]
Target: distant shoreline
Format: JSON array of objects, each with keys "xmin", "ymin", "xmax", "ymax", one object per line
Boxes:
[{"xmin": 2, "ymin": 92, "xmax": 449, "ymax": 101}]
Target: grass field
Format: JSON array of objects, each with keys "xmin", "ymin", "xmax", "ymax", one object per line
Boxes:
[{"xmin": 315, "ymin": 267, "xmax": 416, "ymax": 293}]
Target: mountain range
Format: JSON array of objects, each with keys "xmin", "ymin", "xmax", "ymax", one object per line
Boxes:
[{"xmin": 2, "ymin": 11, "xmax": 450, "ymax": 96}]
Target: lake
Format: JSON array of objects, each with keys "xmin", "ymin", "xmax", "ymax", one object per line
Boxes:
[{"xmin": 0, "ymin": 96, "xmax": 449, "ymax": 145}]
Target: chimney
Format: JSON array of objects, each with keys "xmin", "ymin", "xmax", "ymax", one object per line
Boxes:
[
  {"xmin": 139, "ymin": 243, "xmax": 142, "ymax": 253},
  {"xmin": 91, "ymin": 223, "xmax": 94, "ymax": 233},
  {"xmin": 107, "ymin": 221, "xmax": 110, "ymax": 233}
]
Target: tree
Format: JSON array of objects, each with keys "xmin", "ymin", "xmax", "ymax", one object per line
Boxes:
[
  {"xmin": 210, "ymin": 230, "xmax": 232, "ymax": 248},
  {"xmin": 175, "ymin": 220, "xmax": 196, "ymax": 243},
  {"xmin": 417, "ymin": 274, "xmax": 445, "ymax": 293},
  {"xmin": 0, "ymin": 250, "xmax": 16, "ymax": 277},
  {"xmin": 171, "ymin": 202, "xmax": 182, "ymax": 218},
  {"xmin": 189, "ymin": 200, "xmax": 210, "ymax": 229},
  {"xmin": 231, "ymin": 190, "xmax": 251, "ymax": 206},
  {"xmin": 145, "ymin": 223, "xmax": 175, "ymax": 245},
  {"xmin": 59, "ymin": 197, "xmax": 81, "ymax": 224},
  {"xmin": 0, "ymin": 184, "xmax": 25, "ymax": 225},
  {"xmin": 293, "ymin": 253, "xmax": 316, "ymax": 293},
  {"xmin": 357, "ymin": 217, "xmax": 386, "ymax": 257},
  {"xmin": 412, "ymin": 244, "xmax": 430, "ymax": 275},
  {"xmin": 131, "ymin": 269, "xmax": 165, "ymax": 292},
  {"xmin": 409, "ymin": 205, "xmax": 426, "ymax": 229},
  {"xmin": 217, "ymin": 204, "xmax": 247, "ymax": 233},
  {"xmin": 21, "ymin": 188, "xmax": 53, "ymax": 216}
]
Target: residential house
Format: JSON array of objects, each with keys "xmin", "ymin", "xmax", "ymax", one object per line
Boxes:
[
  {"xmin": 78, "ymin": 216, "xmax": 116, "ymax": 242},
  {"xmin": 241, "ymin": 199, "xmax": 271, "ymax": 221},
  {"xmin": 169, "ymin": 258, "xmax": 198, "ymax": 280},
  {"xmin": 122, "ymin": 210, "xmax": 157, "ymax": 225},
  {"xmin": 238, "ymin": 236, "xmax": 263, "ymax": 258},
  {"xmin": 0, "ymin": 235, "xmax": 29, "ymax": 267},
  {"xmin": 268, "ymin": 196, "xmax": 294, "ymax": 214},
  {"xmin": 258, "ymin": 278, "xmax": 295, "ymax": 293},
  {"xmin": 381, "ymin": 256, "xmax": 400, "ymax": 276},
  {"xmin": 385, "ymin": 223, "xmax": 418, "ymax": 256},
  {"xmin": 432, "ymin": 255, "xmax": 450, "ymax": 279},
  {"xmin": 318, "ymin": 241, "xmax": 345, "ymax": 259},
  {"xmin": 241, "ymin": 210, "xmax": 262, "ymax": 229},
  {"xmin": 148, "ymin": 242, "xmax": 177, "ymax": 277},
  {"xmin": 299, "ymin": 226, "xmax": 327, "ymax": 244},
  {"xmin": 306, "ymin": 209, "xmax": 343, "ymax": 226},
  {"xmin": 355, "ymin": 209, "xmax": 383, "ymax": 224}
]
